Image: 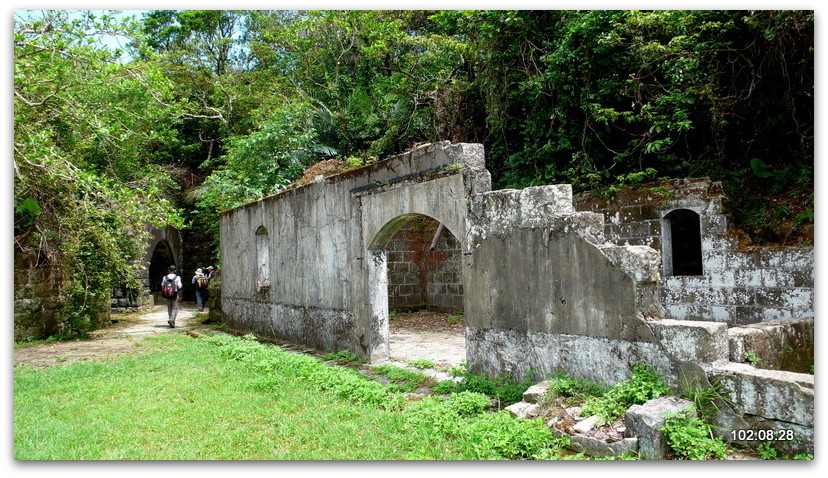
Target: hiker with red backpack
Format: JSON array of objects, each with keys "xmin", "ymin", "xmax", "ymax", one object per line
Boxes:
[{"xmin": 161, "ymin": 265, "xmax": 183, "ymax": 328}]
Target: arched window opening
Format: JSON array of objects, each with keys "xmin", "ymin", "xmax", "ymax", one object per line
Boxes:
[
  {"xmin": 664, "ymin": 209, "xmax": 703, "ymax": 276},
  {"xmin": 256, "ymin": 226, "xmax": 270, "ymax": 288}
]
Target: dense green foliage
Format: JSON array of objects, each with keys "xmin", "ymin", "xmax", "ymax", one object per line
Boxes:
[
  {"xmin": 14, "ymin": 11, "xmax": 185, "ymax": 336},
  {"xmin": 661, "ymin": 410, "xmax": 730, "ymax": 460},
  {"xmin": 14, "ymin": 10, "xmax": 813, "ymax": 335}
]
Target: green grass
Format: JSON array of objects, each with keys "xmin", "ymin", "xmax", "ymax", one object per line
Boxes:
[{"xmin": 14, "ymin": 333, "xmax": 568, "ymax": 460}]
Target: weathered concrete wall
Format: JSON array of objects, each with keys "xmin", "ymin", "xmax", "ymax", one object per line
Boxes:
[
  {"xmin": 575, "ymin": 178, "xmax": 814, "ymax": 326},
  {"xmin": 464, "ymin": 185, "xmax": 669, "ymax": 385},
  {"xmin": 219, "ymin": 143, "xmax": 813, "ymax": 453},
  {"xmin": 220, "ymin": 142, "xmax": 486, "ymax": 360}
]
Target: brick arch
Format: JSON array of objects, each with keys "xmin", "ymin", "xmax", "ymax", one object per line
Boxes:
[{"xmin": 364, "ymin": 213, "xmax": 466, "ymax": 361}]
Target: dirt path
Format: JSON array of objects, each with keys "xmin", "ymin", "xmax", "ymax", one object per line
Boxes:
[
  {"xmin": 387, "ymin": 310, "xmax": 466, "ymax": 367},
  {"xmin": 14, "ymin": 306, "xmax": 467, "ymax": 369},
  {"xmin": 13, "ymin": 304, "xmax": 199, "ymax": 368}
]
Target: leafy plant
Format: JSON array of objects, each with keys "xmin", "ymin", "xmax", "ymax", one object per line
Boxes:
[
  {"xmin": 446, "ymin": 313, "xmax": 464, "ymax": 325},
  {"xmin": 462, "ymin": 411, "xmax": 565, "ymax": 460},
  {"xmin": 322, "ymin": 350, "xmax": 365, "ymax": 365},
  {"xmin": 581, "ymin": 363, "xmax": 670, "ymax": 421},
  {"xmin": 756, "ymin": 441, "xmax": 778, "ymax": 460},
  {"xmin": 405, "ymin": 359, "xmax": 436, "ymax": 370},
  {"xmin": 371, "ymin": 364, "xmax": 432, "ymax": 392},
  {"xmin": 661, "ymin": 409, "xmax": 729, "ymax": 460},
  {"xmin": 436, "ymin": 370, "xmax": 534, "ymax": 406},
  {"xmin": 546, "ymin": 373, "xmax": 605, "ymax": 402},
  {"xmin": 744, "ymin": 350, "xmax": 760, "ymax": 365},
  {"xmin": 677, "ymin": 373, "xmax": 732, "ymax": 420}
]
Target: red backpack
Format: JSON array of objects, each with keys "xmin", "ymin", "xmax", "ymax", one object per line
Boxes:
[{"xmin": 162, "ymin": 275, "xmax": 179, "ymax": 299}]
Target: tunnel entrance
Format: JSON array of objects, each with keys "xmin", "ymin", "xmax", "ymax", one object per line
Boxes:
[{"xmin": 148, "ymin": 240, "xmax": 176, "ymax": 300}]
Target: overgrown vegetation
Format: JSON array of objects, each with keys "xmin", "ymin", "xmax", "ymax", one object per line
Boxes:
[
  {"xmin": 434, "ymin": 369, "xmax": 535, "ymax": 407},
  {"xmin": 661, "ymin": 410, "xmax": 730, "ymax": 460},
  {"xmin": 580, "ymin": 364, "xmax": 670, "ymax": 421},
  {"xmin": 14, "ymin": 332, "xmax": 573, "ymax": 459},
  {"xmin": 371, "ymin": 364, "xmax": 433, "ymax": 392}
]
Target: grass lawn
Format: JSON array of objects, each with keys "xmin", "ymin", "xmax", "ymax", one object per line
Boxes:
[{"xmin": 13, "ymin": 332, "xmax": 564, "ymax": 460}]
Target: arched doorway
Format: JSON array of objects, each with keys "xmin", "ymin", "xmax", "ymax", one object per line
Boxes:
[
  {"xmin": 367, "ymin": 213, "xmax": 466, "ymax": 364},
  {"xmin": 149, "ymin": 240, "xmax": 176, "ymax": 296},
  {"xmin": 663, "ymin": 208, "xmax": 703, "ymax": 276}
]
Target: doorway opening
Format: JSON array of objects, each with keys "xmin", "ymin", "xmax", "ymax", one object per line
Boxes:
[
  {"xmin": 149, "ymin": 240, "xmax": 176, "ymax": 301},
  {"xmin": 367, "ymin": 214, "xmax": 466, "ymax": 365},
  {"xmin": 663, "ymin": 208, "xmax": 703, "ymax": 276}
]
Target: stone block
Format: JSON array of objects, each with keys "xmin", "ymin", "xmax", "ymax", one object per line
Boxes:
[
  {"xmin": 649, "ymin": 319, "xmax": 728, "ymax": 363},
  {"xmin": 706, "ymin": 363, "xmax": 813, "ymax": 426},
  {"xmin": 567, "ymin": 434, "xmax": 639, "ymax": 459},
  {"xmin": 624, "ymin": 396, "xmax": 696, "ymax": 460},
  {"xmin": 780, "ymin": 288, "xmax": 813, "ymax": 310},
  {"xmin": 755, "ymin": 288, "xmax": 785, "ymax": 308},
  {"xmin": 733, "ymin": 269, "xmax": 762, "ymax": 287},
  {"xmin": 727, "ymin": 320, "xmax": 814, "ymax": 373},
  {"xmin": 573, "ymin": 415, "xmax": 606, "ymax": 434},
  {"xmin": 701, "ymin": 214, "xmax": 728, "ymax": 235},
  {"xmin": 790, "ymin": 269, "xmax": 814, "ymax": 288},
  {"xmin": 518, "ymin": 184, "xmax": 574, "ymax": 217},
  {"xmin": 505, "ymin": 401, "xmax": 539, "ymax": 419},
  {"xmin": 731, "ymin": 306, "xmax": 763, "ymax": 325},
  {"xmin": 761, "ymin": 308, "xmax": 793, "ymax": 322},
  {"xmin": 598, "ymin": 245, "xmax": 661, "ymax": 284},
  {"xmin": 522, "ymin": 381, "xmax": 549, "ymax": 404}
]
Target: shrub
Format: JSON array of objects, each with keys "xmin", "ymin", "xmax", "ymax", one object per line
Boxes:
[
  {"xmin": 461, "ymin": 411, "xmax": 565, "ymax": 460},
  {"xmin": 438, "ymin": 370, "xmax": 534, "ymax": 406},
  {"xmin": 371, "ymin": 364, "xmax": 431, "ymax": 392},
  {"xmin": 661, "ymin": 410, "xmax": 729, "ymax": 460},
  {"xmin": 547, "ymin": 373, "xmax": 605, "ymax": 401},
  {"xmin": 581, "ymin": 363, "xmax": 670, "ymax": 421}
]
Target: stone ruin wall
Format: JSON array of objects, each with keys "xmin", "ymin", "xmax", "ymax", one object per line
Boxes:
[
  {"xmin": 13, "ymin": 252, "xmax": 76, "ymax": 341},
  {"xmin": 575, "ymin": 178, "xmax": 814, "ymax": 373},
  {"xmin": 217, "ymin": 143, "xmax": 813, "ymax": 454}
]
